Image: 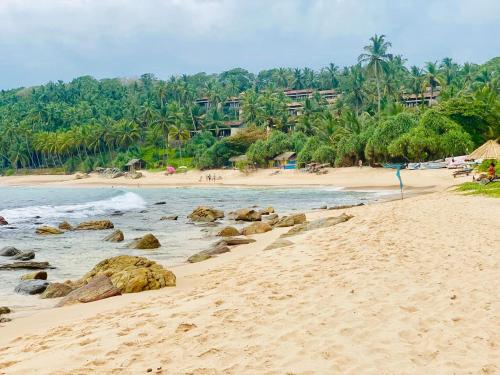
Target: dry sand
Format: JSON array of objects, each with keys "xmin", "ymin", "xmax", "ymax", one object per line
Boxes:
[
  {"xmin": 1, "ymin": 169, "xmax": 499, "ymax": 374},
  {"xmin": 0, "ymin": 166, "xmax": 462, "ymax": 191}
]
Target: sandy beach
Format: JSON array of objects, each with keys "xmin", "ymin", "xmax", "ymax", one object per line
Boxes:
[
  {"xmin": 1, "ymin": 169, "xmax": 499, "ymax": 374},
  {"xmin": 0, "ymin": 167, "xmax": 460, "ymax": 191}
]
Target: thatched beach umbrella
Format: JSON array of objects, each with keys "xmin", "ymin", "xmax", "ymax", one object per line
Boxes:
[{"xmin": 468, "ymin": 140, "xmax": 500, "ymax": 160}]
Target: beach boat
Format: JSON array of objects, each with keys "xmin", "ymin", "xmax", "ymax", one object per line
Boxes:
[
  {"xmin": 423, "ymin": 161, "xmax": 447, "ymax": 169},
  {"xmin": 407, "ymin": 163, "xmax": 422, "ymax": 170},
  {"xmin": 383, "ymin": 163, "xmax": 406, "ymax": 169}
]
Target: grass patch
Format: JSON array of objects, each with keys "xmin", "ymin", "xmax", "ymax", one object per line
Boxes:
[{"xmin": 455, "ymin": 181, "xmax": 500, "ymax": 198}]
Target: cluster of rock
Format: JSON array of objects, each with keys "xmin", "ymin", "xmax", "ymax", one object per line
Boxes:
[
  {"xmin": 94, "ymin": 167, "xmax": 142, "ymax": 179},
  {"xmin": 0, "ymin": 246, "xmax": 54, "ymax": 272}
]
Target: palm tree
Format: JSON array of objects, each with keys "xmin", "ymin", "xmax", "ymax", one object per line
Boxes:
[
  {"xmin": 293, "ymin": 68, "xmax": 304, "ymax": 90},
  {"xmin": 423, "ymin": 61, "xmax": 441, "ymax": 104},
  {"xmin": 408, "ymin": 65, "xmax": 424, "ymax": 104},
  {"xmin": 324, "ymin": 63, "xmax": 340, "ymax": 89},
  {"xmin": 440, "ymin": 57, "xmax": 457, "ymax": 86},
  {"xmin": 358, "ymin": 34, "xmax": 392, "ymax": 116}
]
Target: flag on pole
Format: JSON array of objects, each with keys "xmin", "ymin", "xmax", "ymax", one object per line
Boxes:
[{"xmin": 396, "ymin": 166, "xmax": 404, "ymax": 199}]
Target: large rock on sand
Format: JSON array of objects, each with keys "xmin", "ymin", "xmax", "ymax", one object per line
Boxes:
[
  {"xmin": 36, "ymin": 226, "xmax": 63, "ymax": 235},
  {"xmin": 41, "ymin": 283, "xmax": 74, "ymax": 299},
  {"xmin": 21, "ymin": 271, "xmax": 47, "ymax": 280},
  {"xmin": 274, "ymin": 213, "xmax": 306, "ymax": 228},
  {"xmin": 187, "ymin": 243, "xmax": 231, "ymax": 263},
  {"xmin": 128, "ymin": 234, "xmax": 160, "ymax": 249},
  {"xmin": 240, "ymin": 222, "xmax": 272, "ymax": 236},
  {"xmin": 188, "ymin": 207, "xmax": 224, "ymax": 222},
  {"xmin": 281, "ymin": 213, "xmax": 353, "ymax": 237},
  {"xmin": 103, "ymin": 229, "xmax": 124, "ymax": 242},
  {"xmin": 14, "ymin": 280, "xmax": 49, "ymax": 295},
  {"xmin": 56, "ymin": 275, "xmax": 120, "ymax": 306},
  {"xmin": 75, "ymin": 220, "xmax": 114, "ymax": 230},
  {"xmin": 0, "ymin": 246, "xmax": 21, "ymax": 257},
  {"xmin": 216, "ymin": 226, "xmax": 240, "ymax": 237},
  {"xmin": 80, "ymin": 255, "xmax": 176, "ymax": 293},
  {"xmin": 230, "ymin": 208, "xmax": 262, "ymax": 221}
]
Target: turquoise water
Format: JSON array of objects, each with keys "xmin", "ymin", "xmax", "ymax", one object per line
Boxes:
[{"xmin": 0, "ymin": 186, "xmax": 387, "ymax": 311}]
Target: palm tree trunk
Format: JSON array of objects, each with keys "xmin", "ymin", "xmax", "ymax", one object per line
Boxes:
[{"xmin": 375, "ymin": 67, "xmax": 381, "ymax": 117}]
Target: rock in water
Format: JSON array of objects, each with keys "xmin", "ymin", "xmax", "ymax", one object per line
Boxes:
[
  {"xmin": 0, "ymin": 216, "xmax": 8, "ymax": 225},
  {"xmin": 58, "ymin": 221, "xmax": 73, "ymax": 231},
  {"xmin": 0, "ymin": 261, "xmax": 54, "ymax": 270},
  {"xmin": 160, "ymin": 215, "xmax": 178, "ymax": 221},
  {"xmin": 216, "ymin": 226, "xmax": 240, "ymax": 237},
  {"xmin": 230, "ymin": 208, "xmax": 262, "ymax": 221},
  {"xmin": 103, "ymin": 229, "xmax": 124, "ymax": 242},
  {"xmin": 128, "ymin": 234, "xmax": 160, "ymax": 249},
  {"xmin": 81, "ymin": 255, "xmax": 176, "ymax": 293},
  {"xmin": 14, "ymin": 280, "xmax": 49, "ymax": 295},
  {"xmin": 187, "ymin": 207, "xmax": 224, "ymax": 222},
  {"xmin": 240, "ymin": 222, "xmax": 272, "ymax": 235},
  {"xmin": 21, "ymin": 271, "xmax": 47, "ymax": 280},
  {"xmin": 56, "ymin": 275, "xmax": 121, "ymax": 306},
  {"xmin": 154, "ymin": 201, "xmax": 166, "ymax": 205},
  {"xmin": 259, "ymin": 207, "xmax": 275, "ymax": 215},
  {"xmin": 0, "ymin": 306, "xmax": 11, "ymax": 315},
  {"xmin": 0, "ymin": 246, "xmax": 21, "ymax": 257},
  {"xmin": 13, "ymin": 251, "xmax": 35, "ymax": 261},
  {"xmin": 40, "ymin": 283, "xmax": 74, "ymax": 299},
  {"xmin": 75, "ymin": 220, "xmax": 114, "ymax": 230},
  {"xmin": 264, "ymin": 239, "xmax": 294, "ymax": 250},
  {"xmin": 36, "ymin": 226, "xmax": 63, "ymax": 235},
  {"xmin": 281, "ymin": 213, "xmax": 353, "ymax": 237}
]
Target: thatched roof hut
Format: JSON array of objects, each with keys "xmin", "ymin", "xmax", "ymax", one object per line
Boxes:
[
  {"xmin": 124, "ymin": 159, "xmax": 146, "ymax": 171},
  {"xmin": 469, "ymin": 140, "xmax": 500, "ymax": 160}
]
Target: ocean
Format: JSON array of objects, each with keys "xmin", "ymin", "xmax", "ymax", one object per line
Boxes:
[{"xmin": 0, "ymin": 186, "xmax": 389, "ymax": 313}]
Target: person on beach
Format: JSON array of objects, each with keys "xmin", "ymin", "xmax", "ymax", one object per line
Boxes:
[
  {"xmin": 358, "ymin": 160, "xmax": 363, "ymax": 168},
  {"xmin": 488, "ymin": 161, "xmax": 496, "ymax": 180}
]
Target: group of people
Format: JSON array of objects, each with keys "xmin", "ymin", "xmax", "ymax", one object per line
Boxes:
[{"xmin": 199, "ymin": 174, "xmax": 223, "ymax": 182}]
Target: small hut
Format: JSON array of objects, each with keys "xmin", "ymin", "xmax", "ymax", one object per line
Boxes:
[
  {"xmin": 468, "ymin": 140, "xmax": 500, "ymax": 160},
  {"xmin": 273, "ymin": 152, "xmax": 297, "ymax": 169},
  {"xmin": 229, "ymin": 155, "xmax": 248, "ymax": 168},
  {"xmin": 124, "ymin": 158, "xmax": 146, "ymax": 172}
]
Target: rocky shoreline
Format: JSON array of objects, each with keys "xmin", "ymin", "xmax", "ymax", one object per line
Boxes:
[{"xmin": 0, "ymin": 202, "xmax": 361, "ymax": 323}]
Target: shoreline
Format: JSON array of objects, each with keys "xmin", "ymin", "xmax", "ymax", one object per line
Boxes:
[{"xmin": 1, "ymin": 190, "xmax": 498, "ymax": 373}]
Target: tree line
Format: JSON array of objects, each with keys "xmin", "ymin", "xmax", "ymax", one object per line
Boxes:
[{"xmin": 0, "ymin": 35, "xmax": 499, "ymax": 173}]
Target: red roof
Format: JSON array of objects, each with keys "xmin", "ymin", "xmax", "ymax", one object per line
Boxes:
[{"xmin": 224, "ymin": 121, "xmax": 243, "ymax": 127}]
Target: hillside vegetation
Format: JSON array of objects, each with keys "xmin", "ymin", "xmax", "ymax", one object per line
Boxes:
[{"xmin": 0, "ymin": 35, "xmax": 499, "ymax": 173}]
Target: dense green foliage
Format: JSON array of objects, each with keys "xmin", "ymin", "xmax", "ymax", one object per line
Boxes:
[{"xmin": 1, "ymin": 35, "xmax": 499, "ymax": 173}]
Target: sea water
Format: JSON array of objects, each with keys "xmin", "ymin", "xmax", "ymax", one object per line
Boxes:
[{"xmin": 0, "ymin": 186, "xmax": 388, "ymax": 313}]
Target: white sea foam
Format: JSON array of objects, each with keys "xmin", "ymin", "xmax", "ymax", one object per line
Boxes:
[{"xmin": 0, "ymin": 192, "xmax": 146, "ymax": 225}]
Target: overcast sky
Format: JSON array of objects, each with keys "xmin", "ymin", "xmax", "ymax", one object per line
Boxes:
[{"xmin": 0, "ymin": 0, "xmax": 499, "ymax": 89}]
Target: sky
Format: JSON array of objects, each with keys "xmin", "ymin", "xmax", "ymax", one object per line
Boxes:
[{"xmin": 0, "ymin": 0, "xmax": 499, "ymax": 89}]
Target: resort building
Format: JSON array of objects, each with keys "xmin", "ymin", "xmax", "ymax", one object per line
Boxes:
[
  {"xmin": 217, "ymin": 121, "xmax": 244, "ymax": 137},
  {"xmin": 402, "ymin": 87, "xmax": 441, "ymax": 107}
]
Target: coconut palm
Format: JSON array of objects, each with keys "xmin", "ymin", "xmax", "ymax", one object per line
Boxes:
[
  {"xmin": 358, "ymin": 34, "xmax": 392, "ymax": 116},
  {"xmin": 423, "ymin": 61, "xmax": 441, "ymax": 103}
]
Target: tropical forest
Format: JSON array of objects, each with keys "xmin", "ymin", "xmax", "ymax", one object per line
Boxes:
[{"xmin": 0, "ymin": 35, "xmax": 499, "ymax": 174}]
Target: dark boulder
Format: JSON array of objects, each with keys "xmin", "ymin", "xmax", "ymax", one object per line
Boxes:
[
  {"xmin": 14, "ymin": 280, "xmax": 49, "ymax": 295},
  {"xmin": 0, "ymin": 216, "xmax": 8, "ymax": 225},
  {"xmin": 13, "ymin": 251, "xmax": 35, "ymax": 261},
  {"xmin": 160, "ymin": 215, "xmax": 178, "ymax": 221},
  {"xmin": 0, "ymin": 246, "xmax": 21, "ymax": 257}
]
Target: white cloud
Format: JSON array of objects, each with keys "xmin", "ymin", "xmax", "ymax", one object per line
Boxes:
[{"xmin": 0, "ymin": 0, "xmax": 498, "ymax": 88}]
